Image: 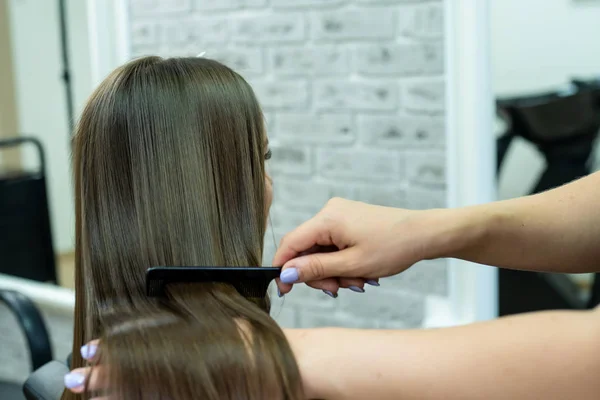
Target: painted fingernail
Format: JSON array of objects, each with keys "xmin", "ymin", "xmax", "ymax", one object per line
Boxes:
[
  {"xmin": 349, "ymin": 286, "xmax": 365, "ymax": 293},
  {"xmin": 323, "ymin": 290, "xmax": 338, "ymax": 299},
  {"xmin": 64, "ymin": 372, "xmax": 85, "ymax": 389},
  {"xmin": 280, "ymin": 268, "xmax": 299, "ymax": 284},
  {"xmin": 366, "ymin": 280, "xmax": 380, "ymax": 287},
  {"xmin": 80, "ymin": 343, "xmax": 98, "ymax": 360},
  {"xmin": 277, "ymin": 287, "xmax": 284, "ymax": 298}
]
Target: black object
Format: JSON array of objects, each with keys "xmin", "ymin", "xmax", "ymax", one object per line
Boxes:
[
  {"xmin": 23, "ymin": 361, "xmax": 68, "ymax": 400},
  {"xmin": 497, "ymin": 88, "xmax": 600, "ymax": 189},
  {"xmin": 57, "ymin": 0, "xmax": 73, "ymax": 133},
  {"xmin": 572, "ymin": 77, "xmax": 600, "ymax": 97},
  {"xmin": 146, "ymin": 267, "xmax": 282, "ymax": 298},
  {"xmin": 499, "ymin": 270, "xmax": 587, "ymax": 316},
  {"xmin": 496, "ymin": 84, "xmax": 600, "ymax": 315},
  {"xmin": 0, "ymin": 289, "xmax": 53, "ymax": 399},
  {"xmin": 0, "ymin": 137, "xmax": 57, "ymax": 283}
]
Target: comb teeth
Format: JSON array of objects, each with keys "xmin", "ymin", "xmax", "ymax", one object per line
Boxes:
[
  {"xmin": 147, "ymin": 279, "xmax": 165, "ymax": 298},
  {"xmin": 231, "ymin": 281, "xmax": 273, "ymax": 299},
  {"xmin": 146, "ymin": 278, "xmax": 272, "ymax": 298},
  {"xmin": 146, "ymin": 267, "xmax": 282, "ymax": 299}
]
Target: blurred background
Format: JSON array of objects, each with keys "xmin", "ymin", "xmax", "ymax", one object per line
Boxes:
[{"xmin": 1, "ymin": 0, "xmax": 600, "ymax": 394}]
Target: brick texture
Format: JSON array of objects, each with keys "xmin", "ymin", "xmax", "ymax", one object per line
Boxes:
[{"xmin": 127, "ymin": 0, "xmax": 447, "ymax": 330}]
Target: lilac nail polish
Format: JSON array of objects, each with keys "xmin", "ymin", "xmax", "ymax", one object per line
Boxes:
[
  {"xmin": 277, "ymin": 287, "xmax": 284, "ymax": 298},
  {"xmin": 280, "ymin": 268, "xmax": 299, "ymax": 284},
  {"xmin": 366, "ymin": 280, "xmax": 380, "ymax": 287},
  {"xmin": 323, "ymin": 290, "xmax": 338, "ymax": 299},
  {"xmin": 64, "ymin": 372, "xmax": 85, "ymax": 389},
  {"xmin": 349, "ymin": 286, "xmax": 365, "ymax": 293},
  {"xmin": 80, "ymin": 343, "xmax": 97, "ymax": 360}
]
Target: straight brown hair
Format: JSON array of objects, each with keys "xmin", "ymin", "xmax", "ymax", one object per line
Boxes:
[{"xmin": 63, "ymin": 56, "xmax": 303, "ymax": 399}]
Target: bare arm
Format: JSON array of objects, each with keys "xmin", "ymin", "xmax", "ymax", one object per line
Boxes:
[
  {"xmin": 276, "ymin": 173, "xmax": 600, "ymax": 294},
  {"xmin": 66, "ymin": 310, "xmax": 600, "ymax": 399},
  {"xmin": 291, "ymin": 308, "xmax": 600, "ymax": 400},
  {"xmin": 433, "ymin": 171, "xmax": 600, "ymax": 273}
]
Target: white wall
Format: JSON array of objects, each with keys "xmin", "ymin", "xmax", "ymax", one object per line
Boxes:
[
  {"xmin": 7, "ymin": 0, "xmax": 93, "ymax": 254},
  {"xmin": 491, "ymin": 0, "xmax": 600, "ymax": 200}
]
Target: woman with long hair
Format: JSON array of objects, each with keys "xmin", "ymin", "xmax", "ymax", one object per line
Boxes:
[
  {"xmin": 62, "ymin": 55, "xmax": 304, "ymax": 400},
  {"xmin": 61, "ymin": 55, "xmax": 600, "ymax": 400}
]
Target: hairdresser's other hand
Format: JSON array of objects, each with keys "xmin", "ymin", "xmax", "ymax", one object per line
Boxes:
[
  {"xmin": 275, "ymin": 198, "xmax": 449, "ymax": 295},
  {"xmin": 64, "ymin": 340, "xmax": 109, "ymax": 399}
]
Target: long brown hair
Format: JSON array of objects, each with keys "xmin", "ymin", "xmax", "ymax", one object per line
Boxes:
[{"xmin": 64, "ymin": 56, "xmax": 302, "ymax": 399}]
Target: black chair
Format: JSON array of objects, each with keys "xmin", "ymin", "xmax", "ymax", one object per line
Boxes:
[
  {"xmin": 0, "ymin": 137, "xmax": 56, "ymax": 283},
  {"xmin": 0, "ymin": 289, "xmax": 53, "ymax": 399},
  {"xmin": 496, "ymin": 85, "xmax": 600, "ymax": 315}
]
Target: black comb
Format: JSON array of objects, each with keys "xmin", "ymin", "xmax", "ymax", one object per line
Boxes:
[{"xmin": 145, "ymin": 267, "xmax": 282, "ymax": 298}]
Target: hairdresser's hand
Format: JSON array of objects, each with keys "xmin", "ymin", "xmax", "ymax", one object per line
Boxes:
[
  {"xmin": 275, "ymin": 198, "xmax": 450, "ymax": 295},
  {"xmin": 64, "ymin": 340, "xmax": 108, "ymax": 399}
]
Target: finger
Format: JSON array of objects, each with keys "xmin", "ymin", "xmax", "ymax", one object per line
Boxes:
[
  {"xmin": 338, "ymin": 278, "xmax": 367, "ymax": 293},
  {"xmin": 273, "ymin": 215, "xmax": 335, "ymax": 267},
  {"xmin": 275, "ymin": 278, "xmax": 293, "ymax": 296},
  {"xmin": 365, "ymin": 278, "xmax": 380, "ymax": 287},
  {"xmin": 64, "ymin": 367, "xmax": 91, "ymax": 393},
  {"xmin": 81, "ymin": 339, "xmax": 100, "ymax": 361},
  {"xmin": 65, "ymin": 366, "xmax": 109, "ymax": 393},
  {"xmin": 297, "ymin": 245, "xmax": 340, "ymax": 257},
  {"xmin": 279, "ymin": 247, "xmax": 362, "ymax": 284},
  {"xmin": 276, "ymin": 246, "xmax": 340, "ymax": 295},
  {"xmin": 305, "ymin": 278, "xmax": 341, "ymax": 297}
]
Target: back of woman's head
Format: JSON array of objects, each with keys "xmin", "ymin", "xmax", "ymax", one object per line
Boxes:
[{"xmin": 64, "ymin": 56, "xmax": 302, "ymax": 399}]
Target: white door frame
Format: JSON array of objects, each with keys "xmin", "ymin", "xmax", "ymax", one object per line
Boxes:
[
  {"xmin": 87, "ymin": 0, "xmax": 130, "ymax": 87},
  {"xmin": 445, "ymin": 0, "xmax": 498, "ymax": 323},
  {"xmin": 87, "ymin": 0, "xmax": 499, "ymax": 325}
]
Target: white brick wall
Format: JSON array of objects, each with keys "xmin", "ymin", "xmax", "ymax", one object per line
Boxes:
[
  {"xmin": 358, "ymin": 115, "xmax": 445, "ymax": 149},
  {"xmin": 310, "ymin": 9, "xmax": 396, "ymax": 40},
  {"xmin": 355, "ymin": 43, "xmax": 444, "ymax": 76},
  {"xmin": 128, "ymin": 0, "xmax": 448, "ymax": 330},
  {"xmin": 270, "ymin": 45, "xmax": 349, "ymax": 76}
]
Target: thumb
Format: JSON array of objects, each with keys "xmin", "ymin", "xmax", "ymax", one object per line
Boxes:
[{"xmin": 279, "ymin": 248, "xmax": 359, "ymax": 284}]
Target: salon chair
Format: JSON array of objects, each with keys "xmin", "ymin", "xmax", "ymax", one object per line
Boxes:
[
  {"xmin": 572, "ymin": 76, "xmax": 600, "ymax": 94},
  {"xmin": 22, "ymin": 361, "xmax": 68, "ymax": 400},
  {"xmin": 497, "ymin": 84, "xmax": 600, "ymax": 315},
  {"xmin": 0, "ymin": 137, "xmax": 57, "ymax": 284},
  {"xmin": 0, "ymin": 289, "xmax": 53, "ymax": 399}
]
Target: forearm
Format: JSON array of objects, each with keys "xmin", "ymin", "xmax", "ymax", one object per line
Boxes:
[
  {"xmin": 436, "ymin": 172, "xmax": 600, "ymax": 273},
  {"xmin": 302, "ymin": 309, "xmax": 600, "ymax": 400}
]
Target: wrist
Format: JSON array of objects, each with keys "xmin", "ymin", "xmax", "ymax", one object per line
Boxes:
[{"xmin": 423, "ymin": 205, "xmax": 494, "ymax": 261}]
